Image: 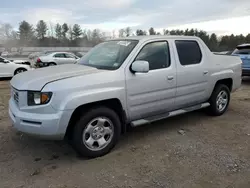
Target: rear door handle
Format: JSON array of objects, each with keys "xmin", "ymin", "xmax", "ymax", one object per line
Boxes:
[
  {"xmin": 167, "ymin": 76, "xmax": 174, "ymax": 80},
  {"xmin": 203, "ymin": 71, "xmax": 208, "ymax": 75}
]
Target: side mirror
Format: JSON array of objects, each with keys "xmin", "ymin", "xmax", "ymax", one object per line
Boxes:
[
  {"xmin": 131, "ymin": 60, "xmax": 149, "ymax": 73},
  {"xmin": 4, "ymin": 60, "xmax": 9, "ymax": 63}
]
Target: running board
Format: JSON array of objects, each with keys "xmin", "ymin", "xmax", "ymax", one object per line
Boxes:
[{"xmin": 131, "ymin": 102, "xmax": 210, "ymax": 127}]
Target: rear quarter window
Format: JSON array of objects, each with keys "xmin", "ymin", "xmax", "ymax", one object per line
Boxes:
[{"xmin": 175, "ymin": 40, "xmax": 202, "ymax": 65}]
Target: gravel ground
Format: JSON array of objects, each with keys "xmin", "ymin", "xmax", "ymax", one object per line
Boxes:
[{"xmin": 0, "ymin": 78, "xmax": 250, "ymax": 188}]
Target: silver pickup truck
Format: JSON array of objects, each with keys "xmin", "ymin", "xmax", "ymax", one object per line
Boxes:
[{"xmin": 9, "ymin": 36, "xmax": 242, "ymax": 158}]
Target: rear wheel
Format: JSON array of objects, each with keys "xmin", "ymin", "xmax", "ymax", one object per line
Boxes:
[
  {"xmin": 14, "ymin": 68, "xmax": 27, "ymax": 75},
  {"xmin": 72, "ymin": 107, "xmax": 121, "ymax": 158},
  {"xmin": 207, "ymin": 84, "xmax": 230, "ymax": 116}
]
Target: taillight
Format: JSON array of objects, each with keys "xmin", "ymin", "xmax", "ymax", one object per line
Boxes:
[{"xmin": 37, "ymin": 58, "xmax": 41, "ymax": 63}]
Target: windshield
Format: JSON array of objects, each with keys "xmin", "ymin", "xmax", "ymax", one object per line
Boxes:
[{"xmin": 78, "ymin": 40, "xmax": 138, "ymax": 70}]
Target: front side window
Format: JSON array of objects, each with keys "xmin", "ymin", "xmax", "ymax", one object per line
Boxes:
[
  {"xmin": 78, "ymin": 40, "xmax": 138, "ymax": 70},
  {"xmin": 135, "ymin": 41, "xmax": 170, "ymax": 70},
  {"xmin": 175, "ymin": 40, "xmax": 202, "ymax": 65},
  {"xmin": 54, "ymin": 53, "xmax": 65, "ymax": 58}
]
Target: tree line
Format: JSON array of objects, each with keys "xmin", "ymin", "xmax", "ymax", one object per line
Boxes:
[
  {"xmin": 129, "ymin": 27, "xmax": 250, "ymax": 52},
  {"xmin": 0, "ymin": 20, "xmax": 250, "ymax": 52},
  {"xmin": 0, "ymin": 20, "xmax": 106, "ymax": 48}
]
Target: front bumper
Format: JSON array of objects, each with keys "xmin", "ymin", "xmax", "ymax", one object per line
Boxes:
[{"xmin": 8, "ymin": 99, "xmax": 73, "ymax": 140}]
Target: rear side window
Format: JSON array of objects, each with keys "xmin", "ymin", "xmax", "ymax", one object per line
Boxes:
[
  {"xmin": 54, "ymin": 53, "xmax": 65, "ymax": 58},
  {"xmin": 232, "ymin": 48, "xmax": 250, "ymax": 55},
  {"xmin": 65, "ymin": 53, "xmax": 76, "ymax": 58},
  {"xmin": 175, "ymin": 40, "xmax": 202, "ymax": 65},
  {"xmin": 135, "ymin": 41, "xmax": 170, "ymax": 70}
]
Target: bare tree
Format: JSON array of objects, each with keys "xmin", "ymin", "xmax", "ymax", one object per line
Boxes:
[
  {"xmin": 149, "ymin": 27, "xmax": 156, "ymax": 35},
  {"xmin": 112, "ymin": 30, "xmax": 116, "ymax": 39},
  {"xmin": 136, "ymin": 29, "xmax": 147, "ymax": 36},
  {"xmin": 119, "ymin": 29, "xmax": 125, "ymax": 37},
  {"xmin": 0, "ymin": 23, "xmax": 15, "ymax": 43},
  {"xmin": 124, "ymin": 27, "xmax": 131, "ymax": 37},
  {"xmin": 163, "ymin": 29, "xmax": 169, "ymax": 35}
]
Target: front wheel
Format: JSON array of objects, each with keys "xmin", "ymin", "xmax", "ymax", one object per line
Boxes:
[
  {"xmin": 72, "ymin": 107, "xmax": 121, "ymax": 158},
  {"xmin": 207, "ymin": 84, "xmax": 230, "ymax": 116}
]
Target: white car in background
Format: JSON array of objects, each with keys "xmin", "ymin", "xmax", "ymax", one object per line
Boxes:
[
  {"xmin": 36, "ymin": 52, "xmax": 80, "ymax": 67},
  {"xmin": 1, "ymin": 51, "xmax": 9, "ymax": 57},
  {"xmin": 0, "ymin": 56, "xmax": 32, "ymax": 78},
  {"xmin": 28, "ymin": 51, "xmax": 53, "ymax": 60}
]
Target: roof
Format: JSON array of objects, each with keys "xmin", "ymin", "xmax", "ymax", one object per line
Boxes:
[
  {"xmin": 111, "ymin": 35, "xmax": 200, "ymax": 42},
  {"xmin": 49, "ymin": 52, "xmax": 75, "ymax": 54}
]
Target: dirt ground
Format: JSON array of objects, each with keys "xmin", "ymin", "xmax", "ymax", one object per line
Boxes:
[{"xmin": 0, "ymin": 78, "xmax": 250, "ymax": 188}]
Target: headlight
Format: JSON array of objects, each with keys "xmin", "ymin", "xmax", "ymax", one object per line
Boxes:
[{"xmin": 27, "ymin": 91, "xmax": 52, "ymax": 106}]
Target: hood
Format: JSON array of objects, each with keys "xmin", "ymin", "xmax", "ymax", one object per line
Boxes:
[{"xmin": 10, "ymin": 64, "xmax": 103, "ymax": 91}]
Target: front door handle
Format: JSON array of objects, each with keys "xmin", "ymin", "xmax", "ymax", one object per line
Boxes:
[
  {"xmin": 203, "ymin": 71, "xmax": 208, "ymax": 75},
  {"xmin": 167, "ymin": 76, "xmax": 174, "ymax": 80}
]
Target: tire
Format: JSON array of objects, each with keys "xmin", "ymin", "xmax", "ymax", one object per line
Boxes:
[
  {"xmin": 48, "ymin": 62, "xmax": 56, "ymax": 66},
  {"xmin": 72, "ymin": 107, "xmax": 121, "ymax": 158},
  {"xmin": 14, "ymin": 68, "xmax": 27, "ymax": 75},
  {"xmin": 207, "ymin": 84, "xmax": 230, "ymax": 116}
]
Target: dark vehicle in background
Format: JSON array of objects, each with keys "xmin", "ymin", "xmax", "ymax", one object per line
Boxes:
[{"xmin": 232, "ymin": 44, "xmax": 250, "ymax": 76}]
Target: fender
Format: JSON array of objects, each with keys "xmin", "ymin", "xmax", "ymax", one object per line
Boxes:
[
  {"xmin": 59, "ymin": 87, "xmax": 127, "ymax": 111},
  {"xmin": 210, "ymin": 69, "xmax": 233, "ymax": 86},
  {"xmin": 211, "ymin": 69, "xmax": 233, "ymax": 78},
  {"xmin": 207, "ymin": 69, "xmax": 234, "ymax": 97}
]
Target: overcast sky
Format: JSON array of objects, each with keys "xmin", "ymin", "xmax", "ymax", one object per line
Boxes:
[{"xmin": 1, "ymin": 0, "xmax": 250, "ymax": 35}]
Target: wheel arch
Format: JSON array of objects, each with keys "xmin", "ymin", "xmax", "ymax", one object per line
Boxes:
[
  {"xmin": 49, "ymin": 62, "xmax": 57, "ymax": 65},
  {"xmin": 65, "ymin": 98, "xmax": 127, "ymax": 140},
  {"xmin": 214, "ymin": 78, "xmax": 233, "ymax": 92},
  {"xmin": 14, "ymin": 67, "xmax": 27, "ymax": 75},
  {"xmin": 208, "ymin": 78, "xmax": 233, "ymax": 101}
]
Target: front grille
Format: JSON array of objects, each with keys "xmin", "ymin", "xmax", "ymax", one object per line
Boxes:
[{"xmin": 12, "ymin": 88, "xmax": 19, "ymax": 105}]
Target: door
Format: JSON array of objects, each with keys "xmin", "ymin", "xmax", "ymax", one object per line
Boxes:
[
  {"xmin": 126, "ymin": 41, "xmax": 176, "ymax": 121},
  {"xmin": 53, "ymin": 53, "xmax": 68, "ymax": 65},
  {"xmin": 0, "ymin": 58, "xmax": 12, "ymax": 77},
  {"xmin": 174, "ymin": 40, "xmax": 209, "ymax": 109},
  {"xmin": 65, "ymin": 53, "xmax": 78, "ymax": 64}
]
